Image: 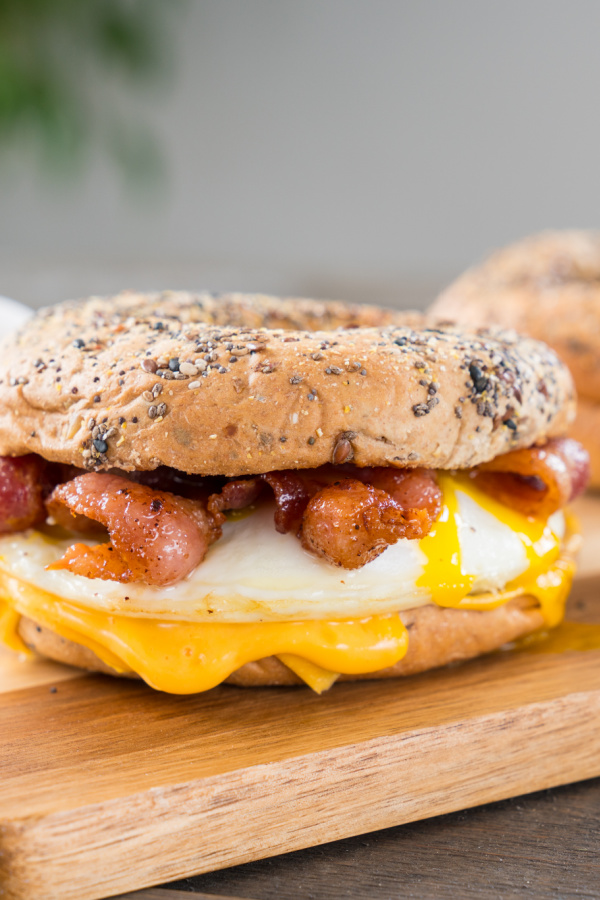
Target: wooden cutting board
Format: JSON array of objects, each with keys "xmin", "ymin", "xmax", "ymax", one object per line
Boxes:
[{"xmin": 2, "ymin": 497, "xmax": 600, "ymax": 900}]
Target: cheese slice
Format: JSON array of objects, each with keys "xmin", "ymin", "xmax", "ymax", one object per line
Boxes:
[{"xmin": 0, "ymin": 575, "xmax": 408, "ymax": 693}]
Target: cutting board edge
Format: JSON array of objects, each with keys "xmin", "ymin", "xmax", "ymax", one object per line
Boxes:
[{"xmin": 2, "ymin": 687, "xmax": 600, "ymax": 900}]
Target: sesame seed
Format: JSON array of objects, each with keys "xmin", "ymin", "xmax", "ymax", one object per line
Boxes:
[
  {"xmin": 188, "ymin": 380, "xmax": 201, "ymax": 389},
  {"xmin": 179, "ymin": 361, "xmax": 198, "ymax": 376},
  {"xmin": 209, "ymin": 434, "xmax": 217, "ymax": 439}
]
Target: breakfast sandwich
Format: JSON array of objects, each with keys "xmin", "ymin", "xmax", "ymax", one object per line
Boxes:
[
  {"xmin": 430, "ymin": 231, "xmax": 600, "ymax": 488},
  {"xmin": 0, "ymin": 291, "xmax": 589, "ymax": 693}
]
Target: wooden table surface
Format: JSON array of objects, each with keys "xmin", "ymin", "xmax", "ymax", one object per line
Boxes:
[
  {"xmin": 113, "ymin": 776, "xmax": 600, "ymax": 900},
  {"xmin": 109, "ymin": 497, "xmax": 600, "ymax": 900}
]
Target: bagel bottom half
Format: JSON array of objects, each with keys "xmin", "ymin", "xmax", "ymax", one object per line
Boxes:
[{"xmin": 15, "ymin": 593, "xmax": 553, "ymax": 688}]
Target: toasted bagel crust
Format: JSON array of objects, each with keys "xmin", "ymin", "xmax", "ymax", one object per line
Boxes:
[
  {"xmin": 431, "ymin": 231, "xmax": 600, "ymax": 404},
  {"xmin": 17, "ymin": 597, "xmax": 544, "ymax": 687},
  {"xmin": 0, "ymin": 291, "xmax": 574, "ymax": 476},
  {"xmin": 570, "ymin": 396, "xmax": 600, "ymax": 489}
]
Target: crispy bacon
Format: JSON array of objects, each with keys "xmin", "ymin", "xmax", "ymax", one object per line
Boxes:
[
  {"xmin": 261, "ymin": 466, "xmax": 442, "ymax": 538},
  {"xmin": 3, "ymin": 436, "xmax": 587, "ymax": 583},
  {"xmin": 301, "ymin": 479, "xmax": 432, "ymax": 569},
  {"xmin": 350, "ymin": 467, "xmax": 443, "ymax": 524},
  {"xmin": 471, "ymin": 437, "xmax": 590, "ymax": 518},
  {"xmin": 207, "ymin": 478, "xmax": 263, "ymax": 524},
  {"xmin": 46, "ymin": 473, "xmax": 220, "ymax": 585},
  {"xmin": 261, "ymin": 470, "xmax": 326, "ymax": 533},
  {"xmin": 0, "ymin": 455, "xmax": 49, "ymax": 533}
]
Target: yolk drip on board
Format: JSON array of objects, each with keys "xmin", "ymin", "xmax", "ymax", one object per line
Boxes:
[{"xmin": 0, "ymin": 475, "xmax": 578, "ymax": 693}]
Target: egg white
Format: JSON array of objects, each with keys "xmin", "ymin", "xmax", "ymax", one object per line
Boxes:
[{"xmin": 0, "ymin": 490, "xmax": 565, "ymax": 622}]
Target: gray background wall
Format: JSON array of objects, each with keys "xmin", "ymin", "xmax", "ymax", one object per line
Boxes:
[{"xmin": 1, "ymin": 0, "xmax": 599, "ymax": 309}]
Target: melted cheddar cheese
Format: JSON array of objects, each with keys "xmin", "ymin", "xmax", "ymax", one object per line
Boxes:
[{"xmin": 0, "ymin": 475, "xmax": 577, "ymax": 693}]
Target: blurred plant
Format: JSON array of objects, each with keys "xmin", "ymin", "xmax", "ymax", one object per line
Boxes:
[{"xmin": 0, "ymin": 0, "xmax": 184, "ymax": 186}]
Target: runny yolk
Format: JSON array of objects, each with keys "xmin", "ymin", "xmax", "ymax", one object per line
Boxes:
[{"xmin": 418, "ymin": 474, "xmax": 566, "ymax": 621}]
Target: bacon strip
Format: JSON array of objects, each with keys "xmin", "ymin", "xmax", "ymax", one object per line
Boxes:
[
  {"xmin": 46, "ymin": 474, "xmax": 219, "ymax": 586},
  {"xmin": 471, "ymin": 437, "xmax": 590, "ymax": 518},
  {"xmin": 0, "ymin": 455, "xmax": 49, "ymax": 533},
  {"xmin": 261, "ymin": 470, "xmax": 326, "ymax": 533},
  {"xmin": 261, "ymin": 466, "xmax": 442, "ymax": 538},
  {"xmin": 301, "ymin": 479, "xmax": 432, "ymax": 569},
  {"xmin": 350, "ymin": 467, "xmax": 442, "ymax": 524},
  {"xmin": 207, "ymin": 478, "xmax": 263, "ymax": 524}
]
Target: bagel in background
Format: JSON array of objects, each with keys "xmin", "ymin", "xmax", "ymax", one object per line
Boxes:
[
  {"xmin": 0, "ymin": 291, "xmax": 588, "ymax": 693},
  {"xmin": 430, "ymin": 231, "xmax": 600, "ymax": 487}
]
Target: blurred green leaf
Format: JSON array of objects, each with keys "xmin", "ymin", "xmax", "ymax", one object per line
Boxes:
[{"xmin": 0, "ymin": 0, "xmax": 185, "ymax": 184}]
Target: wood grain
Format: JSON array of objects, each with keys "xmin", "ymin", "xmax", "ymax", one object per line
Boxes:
[
  {"xmin": 113, "ymin": 891, "xmax": 249, "ymax": 900},
  {"xmin": 1, "ymin": 502, "xmax": 599, "ymax": 900},
  {"xmin": 174, "ymin": 777, "xmax": 600, "ymax": 900}
]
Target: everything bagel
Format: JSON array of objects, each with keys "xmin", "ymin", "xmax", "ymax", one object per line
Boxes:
[{"xmin": 0, "ymin": 292, "xmax": 588, "ymax": 692}]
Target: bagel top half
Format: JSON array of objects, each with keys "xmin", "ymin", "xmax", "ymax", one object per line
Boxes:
[
  {"xmin": 0, "ymin": 290, "xmax": 575, "ymax": 477},
  {"xmin": 430, "ymin": 231, "xmax": 600, "ymax": 403}
]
